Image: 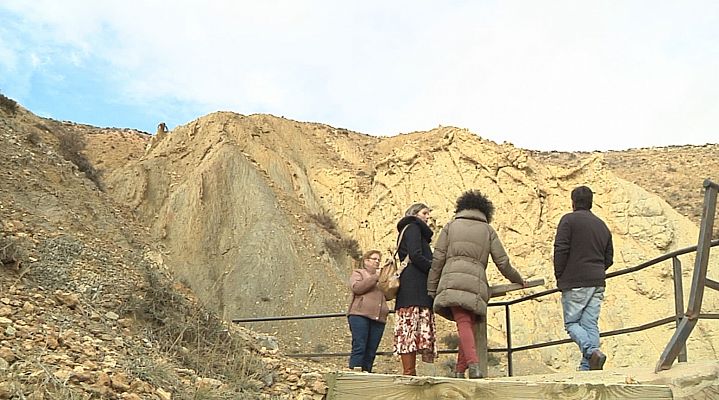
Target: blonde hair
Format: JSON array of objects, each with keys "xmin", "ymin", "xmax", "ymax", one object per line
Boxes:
[
  {"xmin": 404, "ymin": 203, "xmax": 430, "ymax": 217},
  {"xmin": 358, "ymin": 250, "xmax": 381, "ymax": 269}
]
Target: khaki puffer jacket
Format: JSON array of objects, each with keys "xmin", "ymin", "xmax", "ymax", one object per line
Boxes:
[{"xmin": 427, "ymin": 209, "xmax": 523, "ymax": 320}]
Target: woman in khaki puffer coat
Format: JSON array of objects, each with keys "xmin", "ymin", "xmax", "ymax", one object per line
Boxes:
[{"xmin": 427, "ymin": 190, "xmax": 526, "ymax": 378}]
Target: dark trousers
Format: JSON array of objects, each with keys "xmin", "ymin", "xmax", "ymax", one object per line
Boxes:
[{"xmin": 348, "ymin": 315, "xmax": 386, "ymax": 372}]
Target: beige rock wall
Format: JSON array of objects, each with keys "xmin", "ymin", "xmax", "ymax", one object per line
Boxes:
[{"xmin": 107, "ymin": 112, "xmax": 719, "ymax": 374}]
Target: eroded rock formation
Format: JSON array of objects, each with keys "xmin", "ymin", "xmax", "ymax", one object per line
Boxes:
[{"xmin": 106, "ymin": 112, "xmax": 719, "ymax": 374}]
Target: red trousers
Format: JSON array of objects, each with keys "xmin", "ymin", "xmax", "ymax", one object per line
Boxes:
[{"xmin": 451, "ymin": 306, "xmax": 478, "ymax": 372}]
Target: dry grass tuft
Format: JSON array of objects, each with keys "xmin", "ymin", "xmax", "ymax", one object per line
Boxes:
[
  {"xmin": 310, "ymin": 212, "xmax": 339, "ymax": 235},
  {"xmin": 0, "ymin": 235, "xmax": 24, "ymax": 270},
  {"xmin": 441, "ymin": 333, "xmax": 460, "ymax": 350},
  {"xmin": 5, "ymin": 358, "xmax": 89, "ymax": 399},
  {"xmin": 324, "ymin": 237, "xmax": 361, "ymax": 260},
  {"xmin": 124, "ymin": 267, "xmax": 265, "ymax": 399},
  {"xmin": 27, "ymin": 131, "xmax": 42, "ymax": 146},
  {"xmin": 0, "ymin": 92, "xmax": 18, "ymax": 115},
  {"xmin": 54, "ymin": 128, "xmax": 105, "ymax": 191},
  {"xmin": 311, "ymin": 212, "xmax": 362, "ymax": 259}
]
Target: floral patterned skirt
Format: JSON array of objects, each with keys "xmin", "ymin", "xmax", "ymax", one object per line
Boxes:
[{"xmin": 393, "ymin": 306, "xmax": 437, "ymax": 363}]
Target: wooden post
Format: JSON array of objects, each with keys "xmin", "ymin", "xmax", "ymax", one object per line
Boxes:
[
  {"xmin": 656, "ymin": 179, "xmax": 717, "ymax": 372},
  {"xmin": 505, "ymin": 304, "xmax": 513, "ymax": 376},
  {"xmin": 671, "ymin": 256, "xmax": 688, "ymax": 363},
  {"xmin": 471, "ymin": 278, "xmax": 545, "ymax": 378},
  {"xmin": 685, "ymin": 180, "xmax": 718, "ymax": 318},
  {"xmin": 474, "ymin": 314, "xmax": 488, "ymax": 378}
]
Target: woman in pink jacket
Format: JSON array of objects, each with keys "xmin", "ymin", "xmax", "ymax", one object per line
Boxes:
[{"xmin": 347, "ymin": 250, "xmax": 390, "ymax": 372}]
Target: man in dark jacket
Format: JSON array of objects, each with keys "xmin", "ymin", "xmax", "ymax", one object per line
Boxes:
[{"xmin": 554, "ymin": 186, "xmax": 613, "ymax": 371}]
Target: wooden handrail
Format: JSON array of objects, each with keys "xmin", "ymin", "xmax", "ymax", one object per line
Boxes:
[{"xmin": 490, "ymin": 278, "xmax": 545, "ymax": 297}]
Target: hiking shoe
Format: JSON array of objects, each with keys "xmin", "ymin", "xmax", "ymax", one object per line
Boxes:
[
  {"xmin": 589, "ymin": 350, "xmax": 606, "ymax": 370},
  {"xmin": 452, "ymin": 370, "xmax": 466, "ymax": 379},
  {"xmin": 468, "ymin": 363, "xmax": 484, "ymax": 379}
]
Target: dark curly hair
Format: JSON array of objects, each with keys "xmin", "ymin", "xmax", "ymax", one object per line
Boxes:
[{"xmin": 455, "ymin": 190, "xmax": 495, "ymax": 223}]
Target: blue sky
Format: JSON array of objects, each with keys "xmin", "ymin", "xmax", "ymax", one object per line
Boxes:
[{"xmin": 1, "ymin": 1, "xmax": 717, "ymax": 151}]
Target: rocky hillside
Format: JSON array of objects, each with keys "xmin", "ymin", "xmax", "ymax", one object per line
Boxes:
[
  {"xmin": 2, "ymin": 91, "xmax": 718, "ymax": 398},
  {"xmin": 98, "ymin": 110, "xmax": 719, "ymax": 376},
  {"xmin": 0, "ymin": 99, "xmax": 333, "ymax": 399}
]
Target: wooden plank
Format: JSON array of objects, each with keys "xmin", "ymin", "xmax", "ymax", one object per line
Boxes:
[
  {"xmin": 490, "ymin": 278, "xmax": 545, "ymax": 297},
  {"xmin": 325, "ymin": 372, "xmax": 673, "ymax": 400}
]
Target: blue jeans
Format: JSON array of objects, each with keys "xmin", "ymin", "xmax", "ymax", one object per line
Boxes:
[
  {"xmin": 561, "ymin": 286, "xmax": 604, "ymax": 371},
  {"xmin": 348, "ymin": 315, "xmax": 386, "ymax": 372}
]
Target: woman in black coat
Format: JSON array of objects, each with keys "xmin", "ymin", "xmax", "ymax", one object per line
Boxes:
[{"xmin": 393, "ymin": 202, "xmax": 437, "ymax": 375}]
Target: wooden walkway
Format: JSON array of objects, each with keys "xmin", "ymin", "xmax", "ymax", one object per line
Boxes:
[
  {"xmin": 327, "ymin": 359, "xmax": 719, "ymax": 399},
  {"xmin": 326, "ymin": 371, "xmax": 673, "ymax": 399}
]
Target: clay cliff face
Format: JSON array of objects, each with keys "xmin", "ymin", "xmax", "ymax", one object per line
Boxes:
[
  {"xmin": 0, "ymin": 103, "xmax": 347, "ymax": 400},
  {"xmin": 105, "ymin": 111, "xmax": 719, "ymax": 374}
]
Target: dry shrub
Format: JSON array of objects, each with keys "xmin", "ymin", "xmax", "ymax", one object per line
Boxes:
[
  {"xmin": 441, "ymin": 333, "xmax": 459, "ymax": 350},
  {"xmin": 313, "ymin": 343, "xmax": 328, "ymax": 353},
  {"xmin": 125, "ymin": 268, "xmax": 264, "ymax": 398},
  {"xmin": 312, "ymin": 211, "xmax": 362, "ymax": 260},
  {"xmin": 6, "ymin": 359, "xmax": 89, "ymax": 400},
  {"xmin": 310, "ymin": 212, "xmax": 338, "ymax": 235},
  {"xmin": 27, "ymin": 131, "xmax": 42, "ymax": 146},
  {"xmin": 0, "ymin": 92, "xmax": 17, "ymax": 115},
  {"xmin": 324, "ymin": 237, "xmax": 361, "ymax": 260},
  {"xmin": 0, "ymin": 235, "xmax": 23, "ymax": 269},
  {"xmin": 54, "ymin": 128, "xmax": 105, "ymax": 191},
  {"xmin": 441, "ymin": 358, "xmax": 457, "ymax": 376},
  {"xmin": 125, "ymin": 358, "xmax": 181, "ymax": 393}
]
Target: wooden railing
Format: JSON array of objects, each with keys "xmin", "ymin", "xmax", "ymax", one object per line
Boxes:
[
  {"xmin": 232, "ymin": 241, "xmax": 718, "ymax": 376},
  {"xmin": 234, "ymin": 179, "xmax": 718, "ymax": 377},
  {"xmin": 489, "ymin": 239, "xmax": 719, "ymax": 376}
]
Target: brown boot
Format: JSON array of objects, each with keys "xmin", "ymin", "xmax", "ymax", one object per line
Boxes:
[
  {"xmin": 589, "ymin": 350, "xmax": 606, "ymax": 370},
  {"xmin": 400, "ymin": 352, "xmax": 417, "ymax": 376}
]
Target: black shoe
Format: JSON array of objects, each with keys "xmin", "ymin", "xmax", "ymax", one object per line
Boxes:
[
  {"xmin": 452, "ymin": 370, "xmax": 466, "ymax": 379},
  {"xmin": 589, "ymin": 350, "xmax": 606, "ymax": 370},
  {"xmin": 468, "ymin": 363, "xmax": 484, "ymax": 379}
]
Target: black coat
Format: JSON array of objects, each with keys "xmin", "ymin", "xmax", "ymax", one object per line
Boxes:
[
  {"xmin": 395, "ymin": 216, "xmax": 434, "ymax": 310},
  {"xmin": 553, "ymin": 209, "xmax": 614, "ymax": 290}
]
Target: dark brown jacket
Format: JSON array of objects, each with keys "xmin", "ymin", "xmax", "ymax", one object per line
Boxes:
[
  {"xmin": 347, "ymin": 268, "xmax": 389, "ymax": 323},
  {"xmin": 427, "ymin": 209, "xmax": 523, "ymax": 320},
  {"xmin": 553, "ymin": 209, "xmax": 613, "ymax": 290}
]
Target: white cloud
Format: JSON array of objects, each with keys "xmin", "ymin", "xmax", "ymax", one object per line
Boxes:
[{"xmin": 1, "ymin": 0, "xmax": 718, "ymax": 150}]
